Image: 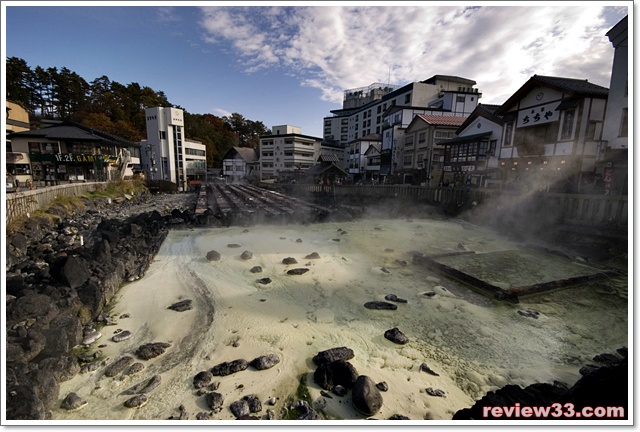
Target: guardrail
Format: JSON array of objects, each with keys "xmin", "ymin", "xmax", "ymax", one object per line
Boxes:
[{"xmin": 5, "ymin": 182, "xmax": 106, "ymax": 226}]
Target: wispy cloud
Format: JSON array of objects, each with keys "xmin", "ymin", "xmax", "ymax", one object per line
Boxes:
[
  {"xmin": 213, "ymin": 108, "xmax": 232, "ymax": 118},
  {"xmin": 198, "ymin": 5, "xmax": 626, "ymax": 105},
  {"xmin": 157, "ymin": 7, "xmax": 181, "ymax": 23}
]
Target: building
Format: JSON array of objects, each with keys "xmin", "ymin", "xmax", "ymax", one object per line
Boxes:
[
  {"xmin": 600, "ymin": 15, "xmax": 628, "ymax": 195},
  {"xmin": 402, "ymin": 115, "xmax": 467, "ymax": 186},
  {"xmin": 258, "ymin": 125, "xmax": 322, "ymax": 181},
  {"xmin": 6, "ymin": 120, "xmax": 140, "ymax": 186},
  {"xmin": 305, "ymin": 154, "xmax": 349, "ymax": 185},
  {"xmin": 439, "ymin": 104, "xmax": 504, "ymax": 188},
  {"xmin": 363, "ymin": 142, "xmax": 382, "ymax": 183},
  {"xmin": 347, "ymin": 133, "xmax": 382, "ymax": 183},
  {"xmin": 6, "ymin": 101, "xmax": 32, "ymax": 188},
  {"xmin": 319, "ymin": 141, "xmax": 348, "ymax": 172},
  {"xmin": 140, "ymin": 107, "xmax": 206, "ymax": 191},
  {"xmin": 222, "ymin": 146, "xmax": 259, "ymax": 182},
  {"xmin": 493, "ymin": 75, "xmax": 609, "ymax": 193}
]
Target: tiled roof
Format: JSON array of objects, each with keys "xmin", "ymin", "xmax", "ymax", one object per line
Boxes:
[
  {"xmin": 416, "ymin": 115, "xmax": 467, "ymax": 126},
  {"xmin": 532, "ymin": 75, "xmax": 609, "ymax": 97},
  {"xmin": 7, "ymin": 121, "xmax": 137, "ymax": 147},
  {"xmin": 232, "ymin": 146, "xmax": 258, "ymax": 162},
  {"xmin": 318, "ymin": 154, "xmax": 340, "ymax": 163}
]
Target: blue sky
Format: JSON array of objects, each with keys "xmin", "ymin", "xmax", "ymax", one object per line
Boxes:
[{"xmin": 2, "ymin": 2, "xmax": 630, "ymax": 138}]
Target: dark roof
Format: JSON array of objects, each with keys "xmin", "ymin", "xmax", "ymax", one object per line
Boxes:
[
  {"xmin": 7, "ymin": 121, "xmax": 138, "ymax": 148},
  {"xmin": 495, "ymin": 75, "xmax": 609, "ymax": 115},
  {"xmin": 317, "ymin": 154, "xmax": 340, "ymax": 163},
  {"xmin": 439, "ymin": 132, "xmax": 492, "ymax": 147},
  {"xmin": 364, "ymin": 142, "xmax": 381, "ymax": 155},
  {"xmin": 224, "ymin": 146, "xmax": 257, "ymax": 163},
  {"xmin": 305, "ymin": 163, "xmax": 348, "ymax": 177},
  {"xmin": 457, "ymin": 104, "xmax": 505, "ymax": 133}
]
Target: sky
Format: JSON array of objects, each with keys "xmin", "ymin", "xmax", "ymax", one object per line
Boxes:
[{"xmin": 2, "ymin": 1, "xmax": 631, "ymax": 138}]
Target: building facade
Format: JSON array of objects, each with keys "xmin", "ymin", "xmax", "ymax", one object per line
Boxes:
[
  {"xmin": 6, "ymin": 101, "xmax": 32, "ymax": 188},
  {"xmin": 7, "ymin": 121, "xmax": 141, "ymax": 186},
  {"xmin": 259, "ymin": 125, "xmax": 322, "ymax": 181},
  {"xmin": 494, "ymin": 75, "xmax": 609, "ymax": 193},
  {"xmin": 222, "ymin": 146, "xmax": 259, "ymax": 182},
  {"xmin": 140, "ymin": 107, "xmax": 206, "ymax": 190},
  {"xmin": 347, "ymin": 133, "xmax": 382, "ymax": 183}
]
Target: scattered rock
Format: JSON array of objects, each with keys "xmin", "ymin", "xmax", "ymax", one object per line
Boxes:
[
  {"xmin": 112, "ymin": 330, "xmax": 133, "ymax": 343},
  {"xmin": 282, "ymin": 257, "xmax": 298, "ymax": 265},
  {"xmin": 121, "ymin": 375, "xmax": 162, "ymax": 395},
  {"xmin": 380, "ymin": 267, "xmax": 391, "ymax": 274},
  {"xmin": 60, "ymin": 393, "xmax": 87, "ymax": 411},
  {"xmin": 104, "ymin": 356, "xmax": 135, "ymax": 377},
  {"xmin": 256, "ymin": 278, "xmax": 272, "ymax": 285},
  {"xmin": 384, "ymin": 327, "xmax": 409, "ymax": 345},
  {"xmin": 250, "ymin": 353, "xmax": 280, "ymax": 370},
  {"xmin": 135, "ymin": 342, "xmax": 171, "ymax": 360},
  {"xmin": 287, "ymin": 268, "xmax": 309, "ymax": 275},
  {"xmin": 168, "ymin": 299, "xmax": 192, "ymax": 312},
  {"xmin": 227, "ymin": 244, "xmax": 242, "ymax": 248},
  {"xmin": 426, "ymin": 387, "xmax": 446, "ymax": 398},
  {"xmin": 419, "ymin": 363, "xmax": 439, "ymax": 376},
  {"xmin": 312, "ymin": 347, "xmax": 355, "ymax": 366},
  {"xmin": 305, "ymin": 252, "xmax": 321, "ymax": 259},
  {"xmin": 517, "ymin": 310, "xmax": 539, "ymax": 319},
  {"xmin": 196, "ymin": 412, "xmax": 211, "ymax": 420},
  {"xmin": 211, "ymin": 359, "xmax": 249, "ymax": 376},
  {"xmin": 376, "ymin": 382, "xmax": 389, "ymax": 392},
  {"xmin": 388, "ymin": 414, "xmax": 410, "ymax": 420},
  {"xmin": 240, "ymin": 251, "xmax": 253, "ymax": 260},
  {"xmin": 332, "ymin": 385, "xmax": 348, "ymax": 397},
  {"xmin": 81, "ymin": 330, "xmax": 102, "ymax": 345},
  {"xmin": 205, "ymin": 392, "xmax": 224, "ymax": 411},
  {"xmin": 250, "ymin": 266, "xmax": 263, "ymax": 273},
  {"xmin": 352, "ymin": 375, "xmax": 383, "ymax": 416},
  {"xmin": 123, "ymin": 394, "xmax": 148, "ymax": 408},
  {"xmin": 230, "ymin": 399, "xmax": 250, "ymax": 418},
  {"xmin": 243, "ymin": 394, "xmax": 262, "ymax": 413},
  {"xmin": 423, "ymin": 291, "xmax": 436, "ymax": 297},
  {"xmin": 125, "ymin": 363, "xmax": 145, "ymax": 376},
  {"xmin": 314, "ymin": 359, "xmax": 359, "ymax": 391},
  {"xmin": 364, "ymin": 301, "xmax": 397, "ymax": 310},
  {"xmin": 384, "ymin": 294, "xmax": 408, "ymax": 303},
  {"xmin": 206, "ymin": 250, "xmax": 221, "ymax": 261}
]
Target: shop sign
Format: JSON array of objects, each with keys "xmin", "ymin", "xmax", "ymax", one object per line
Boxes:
[
  {"xmin": 30, "ymin": 153, "xmax": 117, "ymax": 164},
  {"xmin": 517, "ymin": 101, "xmax": 560, "ymax": 128}
]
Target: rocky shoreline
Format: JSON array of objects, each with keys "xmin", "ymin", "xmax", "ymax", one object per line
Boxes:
[{"xmin": 5, "ymin": 191, "xmax": 209, "ymax": 420}]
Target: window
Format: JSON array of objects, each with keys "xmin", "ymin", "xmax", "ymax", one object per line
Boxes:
[
  {"xmin": 28, "ymin": 142, "xmax": 42, "ymax": 153},
  {"xmin": 405, "ymin": 136, "xmax": 414, "ymax": 146},
  {"xmin": 403, "ymin": 155, "xmax": 413, "ymax": 166},
  {"xmin": 456, "ymin": 95, "xmax": 465, "ymax": 103},
  {"xmin": 418, "ymin": 132, "xmax": 426, "ymax": 143},
  {"xmin": 6, "ymin": 141, "xmax": 11, "ymax": 152},
  {"xmin": 619, "ymin": 108, "xmax": 628, "ymax": 137},
  {"xmin": 560, "ymin": 109, "xmax": 575, "ymax": 140},
  {"xmin": 503, "ymin": 122, "xmax": 514, "ymax": 147},
  {"xmin": 405, "ymin": 93, "xmax": 411, "ymax": 104},
  {"xmin": 377, "ymin": 106, "xmax": 381, "ymax": 114},
  {"xmin": 159, "ymin": 131, "xmax": 167, "ymax": 140}
]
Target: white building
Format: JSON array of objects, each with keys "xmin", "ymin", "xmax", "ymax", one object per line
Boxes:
[
  {"xmin": 140, "ymin": 107, "xmax": 207, "ymax": 191},
  {"xmin": 347, "ymin": 133, "xmax": 382, "ymax": 183},
  {"xmin": 259, "ymin": 125, "xmax": 322, "ymax": 181},
  {"xmin": 222, "ymin": 146, "xmax": 259, "ymax": 182}
]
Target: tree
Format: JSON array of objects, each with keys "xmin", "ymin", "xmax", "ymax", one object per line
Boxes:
[{"xmin": 6, "ymin": 56, "xmax": 33, "ymax": 109}]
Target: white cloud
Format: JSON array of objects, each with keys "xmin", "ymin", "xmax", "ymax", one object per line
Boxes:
[
  {"xmin": 198, "ymin": 4, "xmax": 627, "ymax": 105},
  {"xmin": 213, "ymin": 108, "xmax": 233, "ymax": 118},
  {"xmin": 157, "ymin": 7, "xmax": 181, "ymax": 23}
]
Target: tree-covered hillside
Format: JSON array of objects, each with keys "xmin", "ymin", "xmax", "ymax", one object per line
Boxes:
[{"xmin": 6, "ymin": 56, "xmax": 269, "ymax": 167}]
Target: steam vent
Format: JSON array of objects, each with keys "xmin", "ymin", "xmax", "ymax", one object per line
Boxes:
[{"xmin": 413, "ymin": 249, "xmax": 620, "ymax": 303}]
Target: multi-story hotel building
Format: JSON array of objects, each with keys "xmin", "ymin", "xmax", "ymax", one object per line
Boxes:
[
  {"xmin": 259, "ymin": 125, "xmax": 322, "ymax": 181},
  {"xmin": 140, "ymin": 107, "xmax": 207, "ymax": 190}
]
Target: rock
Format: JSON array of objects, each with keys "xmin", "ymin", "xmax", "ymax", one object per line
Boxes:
[
  {"xmin": 313, "ymin": 347, "xmax": 355, "ymax": 366},
  {"xmin": 196, "ymin": 412, "xmax": 211, "ymax": 420},
  {"xmin": 305, "ymin": 252, "xmax": 321, "ymax": 259},
  {"xmin": 240, "ymin": 251, "xmax": 253, "ymax": 260},
  {"xmin": 380, "ymin": 267, "xmax": 391, "ymax": 274},
  {"xmin": 81, "ymin": 330, "xmax": 102, "ymax": 345},
  {"xmin": 123, "ymin": 394, "xmax": 148, "ymax": 408},
  {"xmin": 104, "ymin": 356, "xmax": 135, "ymax": 377},
  {"xmin": 313, "ymin": 360, "xmax": 359, "ymax": 390},
  {"xmin": 168, "ymin": 299, "xmax": 192, "ymax": 312},
  {"xmin": 211, "ymin": 359, "xmax": 249, "ymax": 376},
  {"xmin": 60, "ymin": 392, "xmax": 87, "ymax": 411},
  {"xmin": 38, "ymin": 355, "xmax": 80, "ymax": 383},
  {"xmin": 61, "ymin": 256, "xmax": 91, "ymax": 289},
  {"xmin": 282, "ymin": 257, "xmax": 298, "ymax": 265},
  {"xmin": 227, "ymin": 244, "xmax": 242, "ymax": 248},
  {"xmin": 237, "ymin": 415, "xmax": 260, "ymax": 420},
  {"xmin": 256, "ymin": 278, "xmax": 272, "ymax": 285},
  {"xmin": 364, "ymin": 301, "xmax": 397, "ymax": 310},
  {"xmin": 426, "ymin": 387, "xmax": 446, "ymax": 398},
  {"xmin": 205, "ymin": 392, "xmax": 224, "ymax": 411},
  {"xmin": 419, "ymin": 363, "xmax": 439, "ymax": 376},
  {"xmin": 517, "ymin": 310, "xmax": 539, "ymax": 319},
  {"xmin": 333, "ymin": 385, "xmax": 348, "ymax": 397},
  {"xmin": 384, "ymin": 328, "xmax": 409, "ymax": 345},
  {"xmin": 250, "ymin": 353, "xmax": 280, "ymax": 370},
  {"xmin": 250, "ymin": 266, "xmax": 263, "ymax": 273},
  {"xmin": 230, "ymin": 399, "xmax": 250, "ymax": 418},
  {"xmin": 376, "ymin": 382, "xmax": 389, "ymax": 392},
  {"xmin": 287, "ymin": 268, "xmax": 309, "ymax": 275},
  {"xmin": 193, "ymin": 371, "xmax": 214, "ymax": 389},
  {"xmin": 206, "ymin": 250, "xmax": 221, "ymax": 261},
  {"xmin": 135, "ymin": 342, "xmax": 171, "ymax": 360},
  {"xmin": 384, "ymin": 294, "xmax": 408, "ymax": 303},
  {"xmin": 593, "ymin": 353, "xmax": 623, "ymax": 365},
  {"xmin": 352, "ymin": 375, "xmax": 383, "ymax": 416},
  {"xmin": 112, "ymin": 330, "xmax": 132, "ymax": 343},
  {"xmin": 125, "ymin": 363, "xmax": 145, "ymax": 376},
  {"xmin": 423, "ymin": 291, "xmax": 436, "ymax": 297},
  {"xmin": 388, "ymin": 414, "xmax": 410, "ymax": 420},
  {"xmin": 121, "ymin": 375, "xmax": 162, "ymax": 395},
  {"xmin": 320, "ymin": 390, "xmax": 333, "ymax": 399},
  {"xmin": 243, "ymin": 394, "xmax": 262, "ymax": 413}
]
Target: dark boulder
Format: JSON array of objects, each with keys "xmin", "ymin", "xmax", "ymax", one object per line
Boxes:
[
  {"xmin": 193, "ymin": 371, "xmax": 214, "ymax": 389},
  {"xmin": 282, "ymin": 257, "xmax": 298, "ymax": 265},
  {"xmin": 384, "ymin": 328, "xmax": 409, "ymax": 345},
  {"xmin": 61, "ymin": 256, "xmax": 91, "ymax": 289},
  {"xmin": 313, "ymin": 359, "xmax": 358, "ymax": 390},
  {"xmin": 230, "ymin": 399, "xmax": 250, "ymax": 418},
  {"xmin": 287, "ymin": 268, "xmax": 309, "ymax": 275},
  {"xmin": 312, "ymin": 347, "xmax": 355, "ymax": 366},
  {"xmin": 364, "ymin": 301, "xmax": 397, "ymax": 310},
  {"xmin": 205, "ymin": 392, "xmax": 225, "ymax": 411},
  {"xmin": 206, "ymin": 250, "xmax": 221, "ymax": 261},
  {"xmin": 250, "ymin": 353, "xmax": 280, "ymax": 370},
  {"xmin": 384, "ymin": 294, "xmax": 408, "ymax": 303},
  {"xmin": 168, "ymin": 299, "xmax": 193, "ymax": 312},
  {"xmin": 211, "ymin": 359, "xmax": 249, "ymax": 376},
  {"xmin": 243, "ymin": 394, "xmax": 262, "ymax": 413},
  {"xmin": 104, "ymin": 356, "xmax": 135, "ymax": 377},
  {"xmin": 352, "ymin": 375, "xmax": 383, "ymax": 416},
  {"xmin": 240, "ymin": 250, "xmax": 253, "ymax": 260},
  {"xmin": 256, "ymin": 278, "xmax": 272, "ymax": 285},
  {"xmin": 135, "ymin": 342, "xmax": 171, "ymax": 360}
]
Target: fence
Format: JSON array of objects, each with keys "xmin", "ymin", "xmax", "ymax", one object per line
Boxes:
[
  {"xmin": 278, "ymin": 184, "xmax": 628, "ymax": 229},
  {"xmin": 5, "ymin": 182, "xmax": 105, "ymax": 226}
]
